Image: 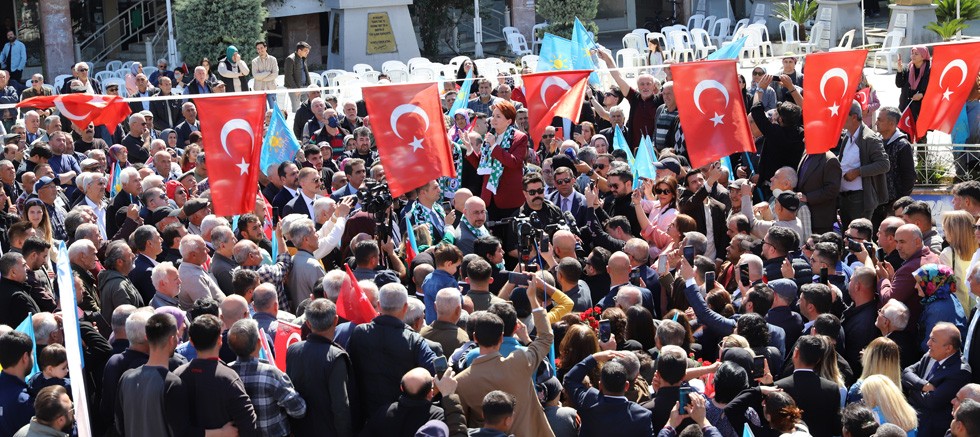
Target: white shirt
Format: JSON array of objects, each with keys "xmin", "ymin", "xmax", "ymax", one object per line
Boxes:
[
  {"xmin": 84, "ymin": 196, "xmax": 108, "ymax": 240},
  {"xmin": 840, "ymin": 128, "xmax": 864, "ymax": 192},
  {"xmin": 298, "ymin": 191, "xmax": 318, "ymax": 220}
]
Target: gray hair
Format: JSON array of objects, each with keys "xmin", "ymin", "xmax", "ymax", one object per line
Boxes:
[
  {"xmin": 125, "ymin": 308, "xmax": 154, "ymax": 345},
  {"xmin": 312, "ymin": 197, "xmax": 335, "ymax": 219},
  {"xmin": 849, "ymin": 100, "xmax": 862, "ymax": 119},
  {"xmin": 656, "ymin": 320, "xmax": 687, "ymax": 347},
  {"xmin": 111, "ymin": 305, "xmax": 137, "ymax": 331},
  {"xmin": 150, "ymin": 262, "xmax": 177, "ymax": 288},
  {"xmin": 76, "ymin": 172, "xmax": 104, "ymax": 192},
  {"xmin": 210, "ymin": 225, "xmax": 235, "ymax": 247},
  {"xmin": 141, "ymin": 175, "xmax": 164, "ymax": 192},
  {"xmin": 435, "ymin": 288, "xmax": 462, "ymax": 318},
  {"xmin": 67, "ymin": 239, "xmax": 96, "ymax": 261},
  {"xmin": 776, "ymin": 166, "xmax": 798, "ymax": 188},
  {"xmin": 131, "ymin": 225, "xmax": 159, "ymax": 252},
  {"xmin": 200, "ymin": 215, "xmax": 230, "ymax": 239},
  {"xmin": 379, "ymin": 283, "xmax": 409, "ymax": 313},
  {"xmin": 682, "ymin": 232, "xmax": 708, "ymax": 255},
  {"xmin": 881, "ymin": 299, "xmax": 910, "ymax": 331},
  {"xmin": 404, "ymin": 298, "xmax": 425, "ymax": 327},
  {"xmin": 306, "ymin": 298, "xmax": 338, "ymax": 332},
  {"xmin": 612, "ymin": 351, "xmax": 641, "ymax": 380},
  {"xmin": 179, "ymin": 234, "xmax": 206, "ymax": 257},
  {"xmin": 289, "ymin": 218, "xmax": 317, "ymax": 244},
  {"xmin": 33, "ymin": 313, "xmax": 59, "ymax": 343},
  {"xmin": 43, "ymin": 115, "xmax": 60, "ymax": 128},
  {"xmin": 879, "ymin": 106, "xmax": 901, "ymax": 124},
  {"xmin": 228, "ymin": 318, "xmax": 259, "ymax": 358},
  {"xmin": 578, "ymin": 146, "xmax": 598, "ymax": 165},
  {"xmin": 104, "ymin": 240, "xmax": 132, "ymax": 272},
  {"xmin": 321, "ymin": 270, "xmax": 347, "ymax": 301},
  {"xmin": 252, "ymin": 284, "xmax": 278, "ymax": 311},
  {"xmin": 616, "ymin": 286, "xmax": 642, "ymax": 308},
  {"xmin": 359, "ymin": 280, "xmax": 379, "ymax": 304},
  {"xmin": 75, "ymin": 223, "xmax": 101, "ymax": 242}
]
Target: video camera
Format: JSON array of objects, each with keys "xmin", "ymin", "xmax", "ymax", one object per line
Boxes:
[{"xmin": 356, "ymin": 178, "xmax": 394, "ymax": 242}]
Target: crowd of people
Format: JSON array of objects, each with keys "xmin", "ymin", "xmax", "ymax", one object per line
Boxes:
[{"xmin": 1, "ymin": 37, "xmax": 980, "ymax": 437}]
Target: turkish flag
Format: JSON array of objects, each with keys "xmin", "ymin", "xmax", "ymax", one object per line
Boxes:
[
  {"xmin": 915, "ymin": 42, "xmax": 980, "ymax": 138},
  {"xmin": 671, "ymin": 60, "xmax": 755, "ymax": 169},
  {"xmin": 363, "ymin": 82, "xmax": 455, "ymax": 197},
  {"xmin": 523, "ymin": 70, "xmax": 591, "ymax": 146},
  {"xmin": 338, "ymin": 265, "xmax": 378, "ymax": 324},
  {"xmin": 195, "ymin": 95, "xmax": 266, "ymax": 216},
  {"xmin": 855, "ymin": 88, "xmax": 871, "ymax": 111},
  {"xmin": 801, "ymin": 50, "xmax": 868, "ymax": 154},
  {"xmin": 898, "ymin": 105, "xmax": 918, "ymax": 141},
  {"xmin": 273, "ymin": 320, "xmax": 302, "ymax": 371},
  {"xmin": 17, "ymin": 94, "xmax": 131, "ymax": 129}
]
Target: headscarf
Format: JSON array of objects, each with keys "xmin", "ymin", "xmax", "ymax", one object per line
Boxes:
[
  {"xmin": 450, "ymin": 108, "xmax": 470, "ymax": 142},
  {"xmin": 913, "ymin": 263, "xmax": 956, "ymax": 305},
  {"xmin": 908, "ymin": 46, "xmax": 931, "ymax": 90},
  {"xmin": 107, "ymin": 144, "xmax": 127, "ymax": 170},
  {"xmin": 161, "ymin": 128, "xmax": 176, "ymax": 147},
  {"xmin": 226, "ymin": 45, "xmax": 239, "ymax": 61},
  {"xmin": 590, "ymin": 134, "xmax": 609, "ymax": 149}
]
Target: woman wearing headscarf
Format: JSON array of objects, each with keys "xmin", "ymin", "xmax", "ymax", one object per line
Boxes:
[
  {"xmin": 895, "ymin": 46, "xmax": 931, "ymax": 119},
  {"xmin": 107, "ymin": 144, "xmax": 129, "ymax": 171},
  {"xmin": 914, "ymin": 263, "xmax": 966, "ymax": 352},
  {"xmin": 218, "ymin": 45, "xmax": 251, "ymax": 92}
]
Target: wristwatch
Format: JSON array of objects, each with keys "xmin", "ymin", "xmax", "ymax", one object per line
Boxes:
[{"xmin": 586, "ymin": 169, "xmax": 596, "ymax": 178}]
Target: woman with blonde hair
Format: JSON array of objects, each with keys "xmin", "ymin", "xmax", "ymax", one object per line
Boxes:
[
  {"xmin": 845, "ymin": 337, "xmax": 901, "ymax": 403},
  {"xmin": 860, "ymin": 374, "xmax": 918, "ymax": 434},
  {"xmin": 940, "ymin": 210, "xmax": 978, "ymax": 312},
  {"xmin": 814, "ymin": 335, "xmax": 845, "ymax": 387}
]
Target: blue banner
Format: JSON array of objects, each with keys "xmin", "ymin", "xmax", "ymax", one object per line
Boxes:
[{"xmin": 260, "ymin": 102, "xmax": 302, "ymax": 172}]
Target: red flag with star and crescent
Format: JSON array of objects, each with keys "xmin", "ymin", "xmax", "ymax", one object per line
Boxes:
[
  {"xmin": 17, "ymin": 94, "xmax": 131, "ymax": 129},
  {"xmin": 523, "ymin": 70, "xmax": 591, "ymax": 147},
  {"xmin": 671, "ymin": 60, "xmax": 755, "ymax": 169},
  {"xmin": 898, "ymin": 105, "xmax": 918, "ymax": 140},
  {"xmin": 363, "ymin": 82, "xmax": 455, "ymax": 198},
  {"xmin": 195, "ymin": 95, "xmax": 266, "ymax": 216},
  {"xmin": 915, "ymin": 42, "xmax": 980, "ymax": 138},
  {"xmin": 802, "ymin": 50, "xmax": 868, "ymax": 154}
]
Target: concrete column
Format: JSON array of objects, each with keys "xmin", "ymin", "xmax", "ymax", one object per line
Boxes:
[
  {"xmin": 40, "ymin": 0, "xmax": 76, "ymax": 80},
  {"xmin": 511, "ymin": 0, "xmax": 535, "ymax": 41},
  {"xmin": 887, "ymin": 4, "xmax": 939, "ymax": 48},
  {"xmin": 815, "ymin": 0, "xmax": 864, "ymax": 50},
  {"xmin": 284, "ymin": 14, "xmax": 325, "ymax": 67}
]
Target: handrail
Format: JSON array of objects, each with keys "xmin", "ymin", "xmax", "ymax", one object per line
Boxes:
[{"xmin": 75, "ymin": 1, "xmax": 167, "ymax": 65}]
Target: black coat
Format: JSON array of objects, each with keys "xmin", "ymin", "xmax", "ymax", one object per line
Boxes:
[
  {"xmin": 0, "ymin": 277, "xmax": 39, "ymax": 327},
  {"xmin": 750, "ymin": 102, "xmax": 805, "ymax": 190},
  {"xmin": 902, "ymin": 352, "xmax": 972, "ymax": 437},
  {"xmin": 359, "ymin": 395, "xmax": 444, "ymax": 437},
  {"xmin": 841, "ymin": 301, "xmax": 881, "ymax": 374},
  {"xmin": 128, "ymin": 254, "xmax": 157, "ymax": 304},
  {"xmin": 968, "ymin": 308, "xmax": 980, "ymax": 384},
  {"xmin": 775, "ymin": 371, "xmax": 842, "ymax": 437}
]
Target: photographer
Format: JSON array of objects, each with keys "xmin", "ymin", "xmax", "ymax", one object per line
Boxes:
[{"xmin": 503, "ymin": 173, "xmax": 566, "ymax": 263}]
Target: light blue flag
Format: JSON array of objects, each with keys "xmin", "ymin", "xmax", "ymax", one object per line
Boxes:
[
  {"xmin": 647, "ymin": 135, "xmax": 659, "ymax": 163},
  {"xmin": 952, "ymin": 106, "xmax": 970, "ymax": 144},
  {"xmin": 742, "ymin": 423, "xmax": 755, "ymax": 437},
  {"xmin": 55, "ymin": 241, "xmax": 93, "ymax": 436},
  {"xmin": 633, "ymin": 136, "xmax": 656, "ymax": 189},
  {"xmin": 449, "ymin": 69, "xmax": 474, "ymax": 117},
  {"xmin": 708, "ymin": 36, "xmax": 748, "ymax": 60},
  {"xmin": 270, "ymin": 230, "xmax": 278, "ymax": 261},
  {"xmin": 538, "ymin": 33, "xmax": 579, "ymax": 72},
  {"xmin": 572, "ymin": 18, "xmax": 601, "ymax": 85},
  {"xmin": 14, "ymin": 314, "xmax": 40, "ymax": 378},
  {"xmin": 612, "ymin": 125, "xmax": 635, "ymax": 168},
  {"xmin": 721, "ymin": 156, "xmax": 736, "ymax": 181},
  {"xmin": 260, "ymin": 102, "xmax": 302, "ymax": 172}
]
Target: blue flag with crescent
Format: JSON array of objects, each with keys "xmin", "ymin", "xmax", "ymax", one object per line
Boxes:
[
  {"xmin": 260, "ymin": 102, "xmax": 302, "ymax": 172},
  {"xmin": 708, "ymin": 36, "xmax": 748, "ymax": 60},
  {"xmin": 572, "ymin": 18, "xmax": 601, "ymax": 85},
  {"xmin": 450, "ymin": 69, "xmax": 474, "ymax": 117}
]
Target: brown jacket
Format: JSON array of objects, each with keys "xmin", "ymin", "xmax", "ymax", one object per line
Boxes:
[
  {"xmin": 420, "ymin": 320, "xmax": 470, "ymax": 356},
  {"xmin": 455, "ymin": 309, "xmax": 555, "ymax": 437}
]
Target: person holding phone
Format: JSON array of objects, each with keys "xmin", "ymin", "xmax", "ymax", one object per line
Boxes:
[{"xmin": 564, "ymin": 350, "xmax": 655, "ymax": 436}]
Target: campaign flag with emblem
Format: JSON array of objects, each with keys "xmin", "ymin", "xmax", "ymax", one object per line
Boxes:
[
  {"xmin": 915, "ymin": 41, "xmax": 980, "ymax": 138},
  {"xmin": 14, "ymin": 315, "xmax": 40, "ymax": 378},
  {"xmin": 260, "ymin": 102, "xmax": 302, "ymax": 171},
  {"xmin": 405, "ymin": 213, "xmax": 420, "ymax": 264},
  {"xmin": 339, "ymin": 264, "xmax": 379, "ymax": 324},
  {"xmin": 800, "ymin": 50, "xmax": 868, "ymax": 154},
  {"xmin": 107, "ymin": 161, "xmax": 122, "ymax": 197},
  {"xmin": 273, "ymin": 320, "xmax": 302, "ymax": 371},
  {"xmin": 612, "ymin": 125, "xmax": 636, "ymax": 167},
  {"xmin": 17, "ymin": 94, "xmax": 131, "ymax": 129},
  {"xmin": 572, "ymin": 18, "xmax": 601, "ymax": 85},
  {"xmin": 897, "ymin": 105, "xmax": 918, "ymax": 140},
  {"xmin": 363, "ymin": 82, "xmax": 455, "ymax": 197},
  {"xmin": 523, "ymin": 70, "xmax": 591, "ymax": 145},
  {"xmin": 56, "ymin": 241, "xmax": 93, "ymax": 437},
  {"xmin": 672, "ymin": 60, "xmax": 755, "ymax": 169},
  {"xmin": 449, "ymin": 69, "xmax": 474, "ymax": 117},
  {"xmin": 195, "ymin": 95, "xmax": 266, "ymax": 216},
  {"xmin": 538, "ymin": 33, "xmax": 579, "ymax": 72}
]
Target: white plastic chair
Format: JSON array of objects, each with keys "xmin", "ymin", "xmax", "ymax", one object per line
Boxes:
[
  {"xmin": 507, "ymin": 33, "xmax": 532, "ymax": 56},
  {"xmin": 779, "ymin": 21, "xmax": 801, "ymax": 54},
  {"xmin": 691, "ymin": 28, "xmax": 717, "ymax": 59},
  {"xmin": 105, "ymin": 60, "xmax": 122, "ymax": 72},
  {"xmin": 122, "ymin": 61, "xmax": 135, "ymax": 70},
  {"xmin": 334, "ymin": 74, "xmax": 361, "ymax": 90},
  {"xmin": 114, "ymin": 69, "xmax": 130, "ymax": 79},
  {"xmin": 631, "ymin": 28, "xmax": 651, "ymax": 40},
  {"xmin": 668, "ymin": 31, "xmax": 695, "ymax": 62},
  {"xmin": 361, "ymin": 71, "xmax": 381, "ymax": 83},
  {"xmin": 323, "ymin": 69, "xmax": 347, "ymax": 86},
  {"xmin": 382, "ymin": 61, "xmax": 409, "ymax": 74},
  {"xmin": 622, "ymin": 33, "xmax": 644, "ymax": 51},
  {"xmin": 830, "ymin": 29, "xmax": 856, "ymax": 52},
  {"xmin": 799, "ymin": 21, "xmax": 826, "ymax": 53},
  {"xmin": 352, "ymin": 64, "xmax": 375, "ymax": 75},
  {"xmin": 703, "ymin": 16, "xmax": 717, "ymax": 31},
  {"xmin": 687, "ymin": 14, "xmax": 705, "ymax": 30},
  {"xmin": 407, "ymin": 57, "xmax": 432, "ymax": 72},
  {"xmin": 94, "ymin": 71, "xmax": 115, "ymax": 84},
  {"xmin": 751, "ymin": 4, "xmax": 767, "ymax": 23},
  {"xmin": 616, "ymin": 48, "xmax": 643, "ymax": 74},
  {"xmin": 502, "ymin": 27, "xmax": 521, "ymax": 40},
  {"xmin": 734, "ymin": 28, "xmax": 762, "ymax": 65},
  {"xmin": 531, "ymin": 22, "xmax": 549, "ymax": 53},
  {"xmin": 386, "ymin": 68, "xmax": 409, "ymax": 83},
  {"xmin": 142, "ymin": 66, "xmax": 157, "ymax": 79},
  {"xmin": 872, "ymin": 30, "xmax": 904, "ymax": 73},
  {"xmin": 53, "ymin": 74, "xmax": 72, "ymax": 92},
  {"xmin": 449, "ymin": 56, "xmax": 471, "ymax": 70},
  {"xmin": 521, "ymin": 55, "xmax": 539, "ymax": 71},
  {"xmin": 729, "ymin": 19, "xmax": 750, "ymax": 41},
  {"xmin": 709, "ymin": 18, "xmax": 731, "ymax": 46},
  {"xmin": 308, "ymin": 73, "xmax": 324, "ymax": 88},
  {"xmin": 646, "ymin": 32, "xmax": 670, "ymax": 60},
  {"xmin": 410, "ymin": 66, "xmax": 437, "ymax": 82},
  {"xmin": 748, "ymin": 24, "xmax": 774, "ymax": 58}
]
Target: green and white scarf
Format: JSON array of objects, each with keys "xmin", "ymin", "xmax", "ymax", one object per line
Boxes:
[
  {"xmin": 460, "ymin": 216, "xmax": 487, "ymax": 238},
  {"xmin": 477, "ymin": 125, "xmax": 516, "ymax": 194}
]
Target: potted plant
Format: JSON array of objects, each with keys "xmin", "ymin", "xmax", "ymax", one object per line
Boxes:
[
  {"xmin": 926, "ymin": 0, "xmax": 980, "ymax": 39},
  {"xmin": 774, "ymin": 0, "xmax": 818, "ymax": 40}
]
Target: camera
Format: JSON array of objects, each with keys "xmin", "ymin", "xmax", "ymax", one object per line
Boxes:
[{"xmin": 356, "ymin": 178, "xmax": 394, "ymax": 242}]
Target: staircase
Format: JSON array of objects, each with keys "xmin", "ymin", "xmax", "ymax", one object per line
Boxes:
[
  {"xmin": 452, "ymin": 0, "xmax": 511, "ymax": 55},
  {"xmin": 74, "ymin": 0, "xmax": 170, "ymax": 68}
]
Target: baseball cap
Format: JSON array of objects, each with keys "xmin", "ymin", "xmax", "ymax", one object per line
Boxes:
[
  {"xmin": 653, "ymin": 157, "xmax": 681, "ymax": 175},
  {"xmin": 182, "ymin": 198, "xmax": 209, "ymax": 216},
  {"xmin": 536, "ymin": 377, "xmax": 563, "ymax": 404},
  {"xmin": 34, "ymin": 176, "xmax": 56, "ymax": 192},
  {"xmin": 147, "ymin": 206, "xmax": 181, "ymax": 227},
  {"xmin": 776, "ymin": 191, "xmax": 801, "ymax": 212},
  {"xmin": 139, "ymin": 110, "xmax": 154, "ymax": 119},
  {"xmin": 768, "ymin": 278, "xmax": 798, "ymax": 304},
  {"xmin": 178, "ymin": 170, "xmax": 196, "ymax": 183}
]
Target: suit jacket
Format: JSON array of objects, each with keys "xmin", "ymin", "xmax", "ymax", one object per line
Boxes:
[
  {"xmin": 767, "ymin": 306, "xmax": 805, "ymax": 354},
  {"xmin": 128, "ymin": 87, "xmax": 160, "ymax": 114},
  {"xmin": 565, "ymin": 355, "xmax": 653, "ymax": 436},
  {"xmin": 128, "ymin": 254, "xmax": 157, "ymax": 304},
  {"xmin": 834, "ymin": 124, "xmax": 890, "ymax": 208},
  {"xmin": 678, "ymin": 186, "xmax": 729, "ymax": 260},
  {"xmin": 598, "ymin": 283, "xmax": 656, "ymax": 317},
  {"xmin": 902, "ymin": 353, "xmax": 972, "ymax": 437},
  {"xmin": 59, "ymin": 78, "xmax": 102, "ymax": 94},
  {"xmin": 463, "ymin": 129, "xmax": 528, "ymax": 210},
  {"xmin": 796, "ymin": 151, "xmax": 842, "ymax": 233},
  {"xmin": 330, "ymin": 184, "xmax": 358, "ymax": 202},
  {"xmin": 185, "ymin": 80, "xmax": 212, "ymax": 95},
  {"xmin": 684, "ymin": 282, "xmax": 787, "ymax": 357},
  {"xmin": 271, "ymin": 186, "xmax": 297, "ymax": 218},
  {"xmin": 775, "ymin": 371, "xmax": 842, "ymax": 437},
  {"xmin": 283, "ymin": 192, "xmax": 315, "ymax": 220},
  {"xmin": 967, "ymin": 308, "xmax": 980, "ymax": 384},
  {"xmin": 455, "ymin": 309, "xmax": 555, "ymax": 437},
  {"xmin": 549, "ymin": 190, "xmax": 589, "ymax": 227},
  {"xmin": 174, "ymin": 119, "xmax": 200, "ymax": 147},
  {"xmin": 150, "ymin": 92, "xmax": 184, "ymax": 130}
]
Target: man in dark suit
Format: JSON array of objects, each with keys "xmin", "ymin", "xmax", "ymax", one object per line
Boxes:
[
  {"xmin": 283, "ymin": 167, "xmax": 322, "ymax": 221},
  {"xmin": 271, "ymin": 162, "xmax": 300, "ymax": 218},
  {"xmin": 565, "ymin": 351, "xmax": 654, "ymax": 436},
  {"xmin": 775, "ymin": 335, "xmax": 842, "ymax": 437},
  {"xmin": 640, "ymin": 345, "xmax": 694, "ymax": 431},
  {"xmin": 902, "ymin": 322, "xmax": 973, "ymax": 437},
  {"xmin": 796, "ymin": 149, "xmax": 842, "ymax": 234},
  {"xmin": 678, "ymin": 168, "xmax": 729, "ymax": 261},
  {"xmin": 597, "ymin": 252, "xmax": 655, "ymax": 316},
  {"xmin": 549, "ymin": 166, "xmax": 589, "ymax": 226},
  {"xmin": 965, "ymin": 272, "xmax": 980, "ymax": 383},
  {"xmin": 598, "ymin": 168, "xmax": 641, "ymax": 237},
  {"xmin": 59, "ymin": 62, "xmax": 102, "ymax": 94},
  {"xmin": 834, "ymin": 101, "xmax": 890, "ymax": 229},
  {"xmin": 329, "ymin": 158, "xmax": 365, "ymax": 202},
  {"xmin": 149, "ymin": 76, "xmax": 183, "ymax": 130},
  {"xmin": 174, "ymin": 102, "xmax": 200, "ymax": 148},
  {"xmin": 127, "ymin": 74, "xmax": 159, "ymax": 114},
  {"xmin": 127, "ymin": 225, "xmax": 163, "ymax": 303}
]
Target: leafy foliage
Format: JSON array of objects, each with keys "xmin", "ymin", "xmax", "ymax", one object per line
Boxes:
[
  {"xmin": 773, "ymin": 0, "xmax": 819, "ymax": 40},
  {"xmin": 175, "ymin": 0, "xmax": 268, "ymax": 67},
  {"xmin": 926, "ymin": 19, "xmax": 969, "ymax": 40},
  {"xmin": 537, "ymin": 0, "xmax": 599, "ymax": 39},
  {"xmin": 410, "ymin": 0, "xmax": 470, "ymax": 57},
  {"xmin": 935, "ymin": 0, "xmax": 980, "ymax": 22}
]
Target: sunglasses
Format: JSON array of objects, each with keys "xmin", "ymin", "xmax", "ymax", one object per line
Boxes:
[
  {"xmin": 556, "ymin": 178, "xmax": 572, "ymax": 185},
  {"xmin": 78, "ymin": 68, "xmax": 89, "ymax": 72},
  {"xmin": 974, "ymin": 225, "xmax": 980, "ymax": 231},
  {"xmin": 525, "ymin": 188, "xmax": 545, "ymax": 195},
  {"xmin": 752, "ymin": 71, "xmax": 764, "ymax": 76},
  {"xmin": 541, "ymin": 134, "xmax": 554, "ymax": 139},
  {"xmin": 655, "ymin": 188, "xmax": 671, "ymax": 195},
  {"xmin": 595, "ymin": 163, "xmax": 606, "ymax": 169}
]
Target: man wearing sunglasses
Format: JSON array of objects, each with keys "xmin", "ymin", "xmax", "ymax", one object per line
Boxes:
[
  {"xmin": 504, "ymin": 173, "xmax": 566, "ymax": 261},
  {"xmin": 60, "ymin": 62, "xmax": 102, "ymax": 94}
]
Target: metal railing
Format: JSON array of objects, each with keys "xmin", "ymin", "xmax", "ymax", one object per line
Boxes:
[
  {"xmin": 913, "ymin": 144, "xmax": 980, "ymax": 187},
  {"xmin": 454, "ymin": 0, "xmax": 511, "ymax": 51},
  {"xmin": 144, "ymin": 27, "xmax": 170, "ymax": 67},
  {"xmin": 74, "ymin": 1, "xmax": 167, "ymax": 65}
]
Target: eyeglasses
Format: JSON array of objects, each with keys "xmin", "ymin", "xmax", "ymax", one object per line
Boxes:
[
  {"xmin": 973, "ymin": 225, "xmax": 980, "ymax": 231},
  {"xmin": 78, "ymin": 68, "xmax": 89, "ymax": 72},
  {"xmin": 525, "ymin": 188, "xmax": 545, "ymax": 195},
  {"xmin": 556, "ymin": 178, "xmax": 572, "ymax": 185},
  {"xmin": 595, "ymin": 163, "xmax": 607, "ymax": 169},
  {"xmin": 158, "ymin": 194, "xmax": 167, "ymax": 199},
  {"xmin": 752, "ymin": 71, "xmax": 764, "ymax": 76},
  {"xmin": 655, "ymin": 188, "xmax": 671, "ymax": 195},
  {"xmin": 541, "ymin": 134, "xmax": 554, "ymax": 139}
]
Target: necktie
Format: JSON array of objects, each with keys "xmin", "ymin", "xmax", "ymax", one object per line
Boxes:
[
  {"xmin": 799, "ymin": 156, "xmax": 812, "ymax": 180},
  {"xmin": 925, "ymin": 359, "xmax": 940, "ymax": 380},
  {"xmin": 562, "ymin": 197, "xmax": 570, "ymax": 212}
]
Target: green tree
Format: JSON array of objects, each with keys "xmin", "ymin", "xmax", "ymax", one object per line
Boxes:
[
  {"xmin": 536, "ymin": 0, "xmax": 599, "ymax": 39},
  {"xmin": 175, "ymin": 0, "xmax": 268, "ymax": 67},
  {"xmin": 410, "ymin": 0, "xmax": 470, "ymax": 57}
]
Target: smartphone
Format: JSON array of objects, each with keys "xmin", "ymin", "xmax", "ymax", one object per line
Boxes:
[
  {"xmin": 752, "ymin": 355, "xmax": 766, "ymax": 379},
  {"xmin": 272, "ymin": 207, "xmax": 280, "ymax": 226},
  {"xmin": 739, "ymin": 263, "xmax": 751, "ymax": 287},
  {"xmin": 658, "ymin": 254, "xmax": 668, "ymax": 274},
  {"xmin": 572, "ymin": 124, "xmax": 583, "ymax": 136},
  {"xmin": 704, "ymin": 271, "xmax": 715, "ymax": 288},
  {"xmin": 434, "ymin": 355, "xmax": 448, "ymax": 374},
  {"xmin": 847, "ymin": 238, "xmax": 863, "ymax": 253},
  {"xmin": 555, "ymin": 127, "xmax": 565, "ymax": 141},
  {"xmin": 683, "ymin": 245, "xmax": 695, "ymax": 266},
  {"xmin": 629, "ymin": 268, "xmax": 642, "ymax": 286},
  {"xmin": 508, "ymin": 272, "xmax": 529, "ymax": 287},
  {"xmin": 678, "ymin": 386, "xmax": 692, "ymax": 411},
  {"xmin": 819, "ymin": 267, "xmax": 829, "ymax": 285},
  {"xmin": 539, "ymin": 235, "xmax": 551, "ymax": 253},
  {"xmin": 598, "ymin": 320, "xmax": 611, "ymax": 343}
]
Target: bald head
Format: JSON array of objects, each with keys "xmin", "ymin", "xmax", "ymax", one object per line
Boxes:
[
  {"xmin": 401, "ymin": 367, "xmax": 434, "ymax": 400},
  {"xmin": 220, "ymin": 295, "xmax": 249, "ymax": 328},
  {"xmin": 607, "ymin": 252, "xmax": 632, "ymax": 281},
  {"xmin": 552, "ymin": 230, "xmax": 576, "ymax": 259},
  {"xmin": 453, "ymin": 189, "xmax": 473, "ymax": 212},
  {"xmin": 463, "ymin": 196, "xmax": 487, "ymax": 228},
  {"xmin": 895, "ymin": 223, "xmax": 924, "ymax": 260},
  {"xmin": 955, "ymin": 384, "xmax": 980, "ymax": 414}
]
